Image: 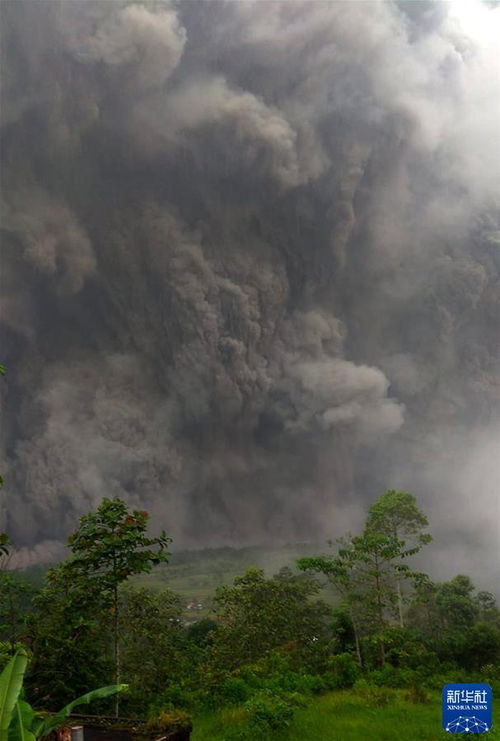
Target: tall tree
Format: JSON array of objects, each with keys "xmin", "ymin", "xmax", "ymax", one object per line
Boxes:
[
  {"xmin": 365, "ymin": 490, "xmax": 431, "ymax": 627},
  {"xmin": 46, "ymin": 497, "xmax": 171, "ymax": 715},
  {"xmin": 298, "ymin": 543, "xmax": 364, "ymax": 667},
  {"xmin": 299, "ymin": 490, "xmax": 431, "ymax": 666},
  {"xmin": 300, "ymin": 533, "xmax": 416, "ymax": 666}
]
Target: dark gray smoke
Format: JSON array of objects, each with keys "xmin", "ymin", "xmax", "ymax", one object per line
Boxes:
[{"xmin": 1, "ymin": 1, "xmax": 499, "ymax": 580}]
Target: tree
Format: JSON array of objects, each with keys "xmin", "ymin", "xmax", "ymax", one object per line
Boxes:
[
  {"xmin": 300, "ymin": 534, "xmax": 417, "ymax": 667},
  {"xmin": 0, "ymin": 573, "xmax": 36, "ymax": 646},
  {"xmin": 435, "ymin": 575, "xmax": 479, "ymax": 630},
  {"xmin": 299, "ymin": 492, "xmax": 431, "ymax": 667},
  {"xmin": 365, "ymin": 490, "xmax": 431, "ymax": 627},
  {"xmin": 39, "ymin": 497, "xmax": 171, "ymax": 715},
  {"xmin": 476, "ymin": 590, "xmax": 500, "ymax": 627},
  {"xmin": 186, "ymin": 618, "xmax": 218, "ymax": 651},
  {"xmin": 210, "ymin": 567, "xmax": 330, "ymax": 672},
  {"xmin": 298, "ymin": 545, "xmax": 364, "ymax": 668},
  {"xmin": 406, "ymin": 574, "xmax": 500, "ymax": 671},
  {"xmin": 27, "ymin": 584, "xmax": 113, "ymax": 710},
  {"xmin": 118, "ymin": 586, "xmax": 191, "ymax": 715},
  {"xmin": 456, "ymin": 623, "xmax": 500, "ymax": 672}
]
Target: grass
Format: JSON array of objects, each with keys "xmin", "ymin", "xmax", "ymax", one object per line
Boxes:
[{"xmin": 191, "ymin": 689, "xmax": 500, "ymax": 741}]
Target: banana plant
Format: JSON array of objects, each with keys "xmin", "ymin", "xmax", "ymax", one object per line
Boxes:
[
  {"xmin": 0, "ymin": 650, "xmax": 28, "ymax": 741},
  {"xmin": 0, "ymin": 650, "xmax": 127, "ymax": 741}
]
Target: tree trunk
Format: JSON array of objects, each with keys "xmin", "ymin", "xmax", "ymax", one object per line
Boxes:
[
  {"xmin": 114, "ymin": 585, "xmax": 120, "ymax": 717},
  {"xmin": 349, "ymin": 606, "xmax": 363, "ymax": 668},
  {"xmin": 396, "ymin": 578, "xmax": 404, "ymax": 628},
  {"xmin": 374, "ymin": 553, "xmax": 385, "ymax": 667},
  {"xmin": 353, "ymin": 624, "xmax": 363, "ymax": 668},
  {"xmin": 379, "ymin": 636, "xmax": 386, "ymax": 667}
]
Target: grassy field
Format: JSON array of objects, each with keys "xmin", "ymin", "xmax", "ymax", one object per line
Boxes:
[{"xmin": 191, "ymin": 689, "xmax": 499, "ymax": 741}]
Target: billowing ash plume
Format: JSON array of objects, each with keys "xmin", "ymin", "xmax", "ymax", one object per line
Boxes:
[{"xmin": 1, "ymin": 1, "xmax": 499, "ymax": 579}]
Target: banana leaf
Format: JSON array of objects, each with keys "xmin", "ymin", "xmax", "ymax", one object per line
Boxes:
[
  {"xmin": 34, "ymin": 684, "xmax": 128, "ymax": 739},
  {"xmin": 8, "ymin": 701, "xmax": 35, "ymax": 741},
  {"xmin": 0, "ymin": 651, "xmax": 28, "ymax": 741}
]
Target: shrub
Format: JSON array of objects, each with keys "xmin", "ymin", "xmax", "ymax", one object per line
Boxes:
[
  {"xmin": 480, "ymin": 663, "xmax": 500, "ymax": 681},
  {"xmin": 280, "ymin": 690, "xmax": 309, "ymax": 708},
  {"xmin": 326, "ymin": 652, "xmax": 360, "ymax": 688},
  {"xmin": 423, "ymin": 669, "xmax": 469, "ymax": 690},
  {"xmin": 353, "ymin": 679, "xmax": 392, "ymax": 707},
  {"xmin": 153, "ymin": 684, "xmax": 195, "ymax": 710},
  {"xmin": 244, "ymin": 693, "xmax": 294, "ymax": 731},
  {"xmin": 220, "ymin": 677, "xmax": 250, "ymax": 704},
  {"xmin": 301, "ymin": 673, "xmax": 326, "ymax": 694},
  {"xmin": 366, "ymin": 664, "xmax": 397, "ymax": 687}
]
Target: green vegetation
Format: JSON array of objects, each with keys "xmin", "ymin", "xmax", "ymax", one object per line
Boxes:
[
  {"xmin": 0, "ymin": 649, "xmax": 126, "ymax": 741},
  {"xmin": 192, "ymin": 688, "xmax": 500, "ymax": 740},
  {"xmin": 1, "ymin": 491, "xmax": 499, "ymax": 740},
  {"xmin": 132, "ymin": 543, "xmax": 323, "ymax": 619},
  {"xmin": 298, "ymin": 489, "xmax": 432, "ymax": 667},
  {"xmin": 47, "ymin": 498, "xmax": 170, "ymax": 715}
]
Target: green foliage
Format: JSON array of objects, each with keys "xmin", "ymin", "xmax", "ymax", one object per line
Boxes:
[
  {"xmin": 33, "ymin": 684, "xmax": 128, "ymax": 739},
  {"xmin": 450, "ymin": 622, "xmax": 500, "ymax": 671},
  {"xmin": 299, "ymin": 489, "xmax": 432, "ymax": 667},
  {"xmin": 219, "ymin": 678, "xmax": 249, "ymax": 705},
  {"xmin": 0, "ymin": 645, "xmax": 28, "ymax": 675},
  {"xmin": 0, "ymin": 649, "xmax": 28, "ymax": 741},
  {"xmin": 329, "ymin": 605, "xmax": 357, "ymax": 654},
  {"xmin": 374, "ymin": 626, "xmax": 430, "ymax": 669},
  {"xmin": 210, "ymin": 567, "xmax": 330, "ymax": 672},
  {"xmin": 26, "ymin": 582, "xmax": 113, "ymax": 708},
  {"xmin": 476, "ymin": 590, "xmax": 498, "ymax": 616},
  {"xmin": 0, "ymin": 535, "xmax": 11, "ymax": 562},
  {"xmin": 118, "ymin": 586, "xmax": 193, "ymax": 714},
  {"xmin": 4, "ymin": 490, "xmax": 499, "ymax": 734},
  {"xmin": 0, "ymin": 649, "xmax": 126, "ymax": 741},
  {"xmin": 28, "ymin": 497, "xmax": 171, "ymax": 711},
  {"xmin": 10, "ymin": 699, "xmax": 36, "ymax": 741},
  {"xmin": 325, "ymin": 653, "xmax": 360, "ymax": 688},
  {"xmin": 192, "ymin": 687, "xmax": 500, "ymax": 741},
  {"xmin": 299, "ymin": 533, "xmax": 426, "ymax": 667},
  {"xmin": 365, "ymin": 490, "xmax": 431, "ymax": 549},
  {"xmin": 0, "ymin": 575, "xmax": 37, "ymax": 645},
  {"xmin": 436, "ymin": 575, "xmax": 479, "ymax": 628},
  {"xmin": 186, "ymin": 618, "xmax": 218, "ymax": 649},
  {"xmin": 57, "ymin": 497, "xmax": 171, "ymax": 600},
  {"xmin": 406, "ymin": 573, "xmax": 500, "ymax": 675},
  {"xmin": 352, "ymin": 678, "xmax": 391, "ymax": 707},
  {"xmin": 244, "ymin": 693, "xmax": 294, "ymax": 731}
]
